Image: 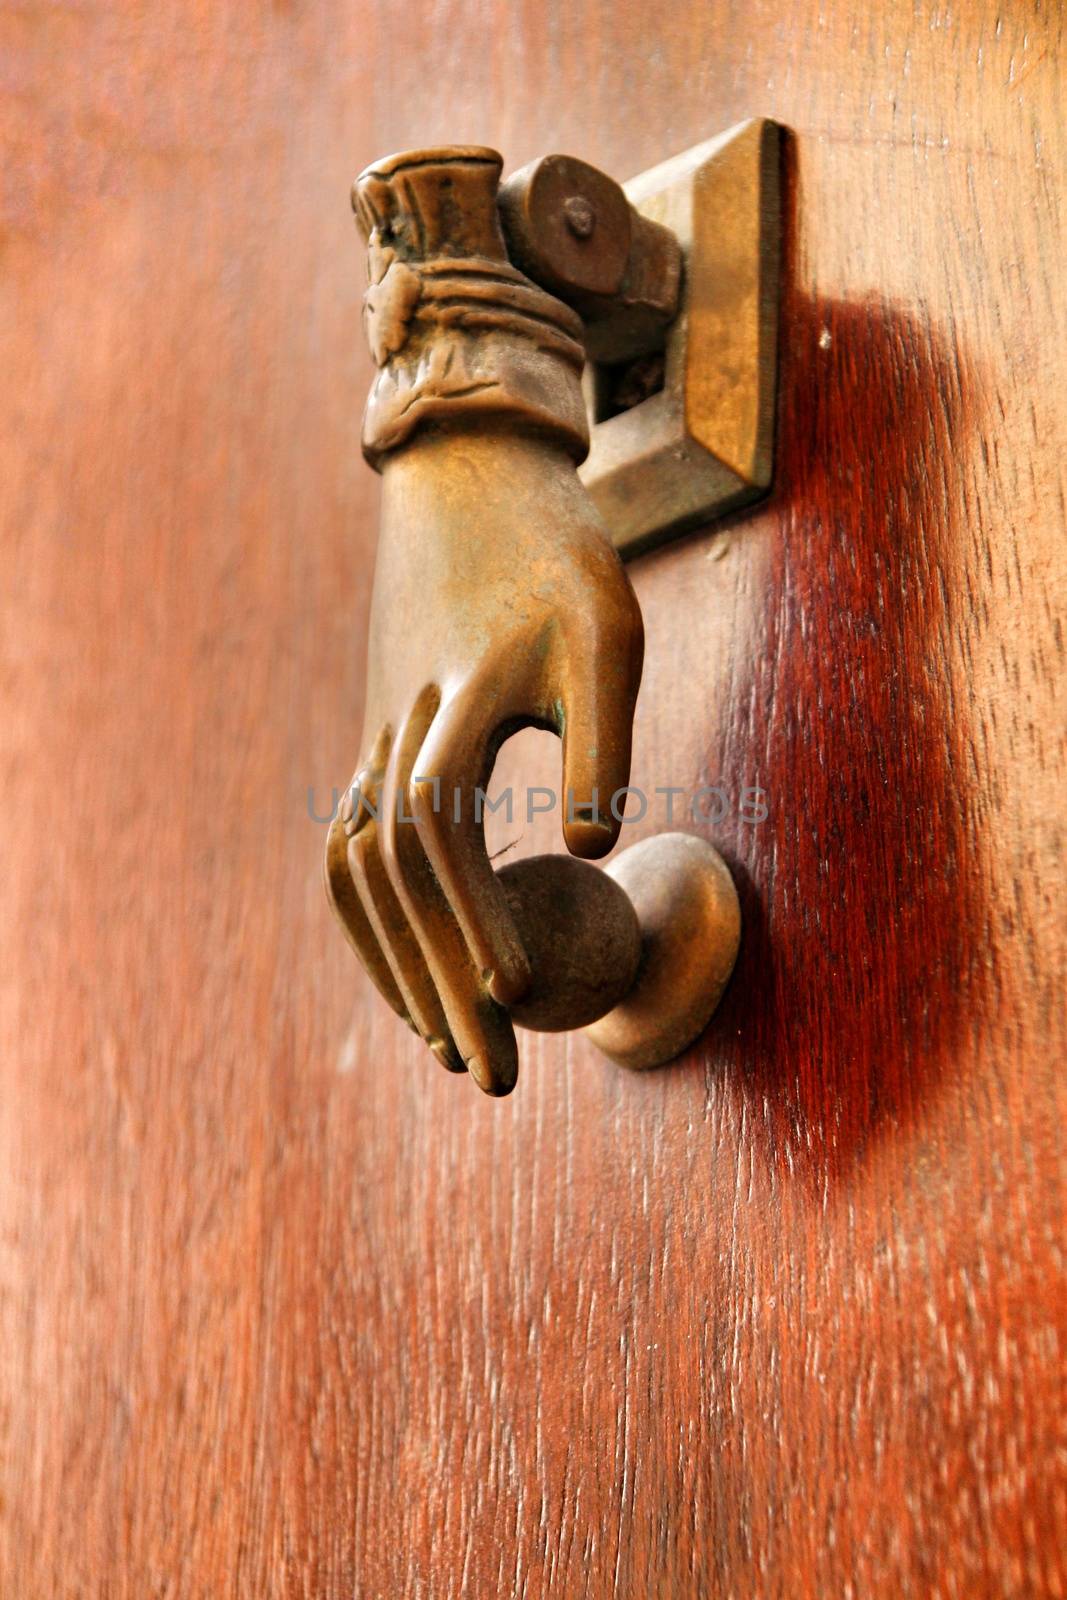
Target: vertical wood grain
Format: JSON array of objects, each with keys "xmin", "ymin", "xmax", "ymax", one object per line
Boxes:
[{"xmin": 0, "ymin": 1, "xmax": 1064, "ymax": 1595}]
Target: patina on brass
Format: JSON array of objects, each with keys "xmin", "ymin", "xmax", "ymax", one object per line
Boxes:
[
  {"xmin": 584, "ymin": 833, "xmax": 741, "ymax": 1070},
  {"xmin": 498, "ymin": 154, "xmax": 683, "ymax": 364},
  {"xmin": 326, "ymin": 140, "xmax": 757, "ymax": 1095},
  {"xmin": 497, "ymin": 855, "xmax": 642, "ymax": 1033},
  {"xmin": 499, "ymin": 837, "xmax": 741, "ymax": 1070},
  {"xmin": 580, "ymin": 119, "xmax": 783, "ymax": 557}
]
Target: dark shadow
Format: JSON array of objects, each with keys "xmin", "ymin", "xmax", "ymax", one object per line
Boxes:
[{"xmin": 658, "ymin": 128, "xmax": 990, "ymax": 1187}]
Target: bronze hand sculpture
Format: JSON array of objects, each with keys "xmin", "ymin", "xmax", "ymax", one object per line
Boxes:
[{"xmin": 326, "ymin": 147, "xmax": 644, "ymax": 1096}]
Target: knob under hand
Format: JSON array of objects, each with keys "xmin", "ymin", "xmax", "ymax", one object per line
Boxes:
[{"xmin": 496, "ymin": 833, "xmax": 741, "ymax": 1071}]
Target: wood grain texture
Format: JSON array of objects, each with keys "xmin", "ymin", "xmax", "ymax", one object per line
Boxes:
[{"xmin": 1, "ymin": 1, "xmax": 1064, "ymax": 1595}]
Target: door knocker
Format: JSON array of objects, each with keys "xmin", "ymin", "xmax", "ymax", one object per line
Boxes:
[{"xmin": 326, "ymin": 127, "xmax": 781, "ymax": 1094}]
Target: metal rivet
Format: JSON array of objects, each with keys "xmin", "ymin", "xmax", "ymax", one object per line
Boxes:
[{"xmin": 562, "ymin": 196, "xmax": 596, "ymax": 239}]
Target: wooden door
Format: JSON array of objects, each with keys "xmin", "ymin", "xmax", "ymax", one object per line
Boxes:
[{"xmin": 3, "ymin": 2, "xmax": 1064, "ymax": 1595}]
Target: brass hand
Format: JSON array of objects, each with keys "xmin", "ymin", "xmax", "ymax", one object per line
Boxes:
[{"xmin": 326, "ymin": 147, "xmax": 643, "ymax": 1096}]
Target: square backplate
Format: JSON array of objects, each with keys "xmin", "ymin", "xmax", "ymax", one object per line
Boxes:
[{"xmin": 578, "ymin": 119, "xmax": 782, "ymax": 560}]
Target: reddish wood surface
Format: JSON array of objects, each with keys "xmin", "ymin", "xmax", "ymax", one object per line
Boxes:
[{"xmin": 1, "ymin": 2, "xmax": 1064, "ymax": 1595}]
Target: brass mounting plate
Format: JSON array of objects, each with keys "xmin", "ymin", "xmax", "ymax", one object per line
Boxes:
[{"xmin": 578, "ymin": 119, "xmax": 782, "ymax": 560}]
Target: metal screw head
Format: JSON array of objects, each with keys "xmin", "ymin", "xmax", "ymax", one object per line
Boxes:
[{"xmin": 562, "ymin": 195, "xmax": 596, "ymax": 239}]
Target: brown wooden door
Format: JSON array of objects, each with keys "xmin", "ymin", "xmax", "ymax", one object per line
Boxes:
[{"xmin": 3, "ymin": 3, "xmax": 1064, "ymax": 1595}]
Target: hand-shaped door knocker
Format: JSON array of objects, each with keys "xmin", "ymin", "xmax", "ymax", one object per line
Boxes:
[{"xmin": 326, "ymin": 133, "xmax": 782, "ymax": 1094}]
